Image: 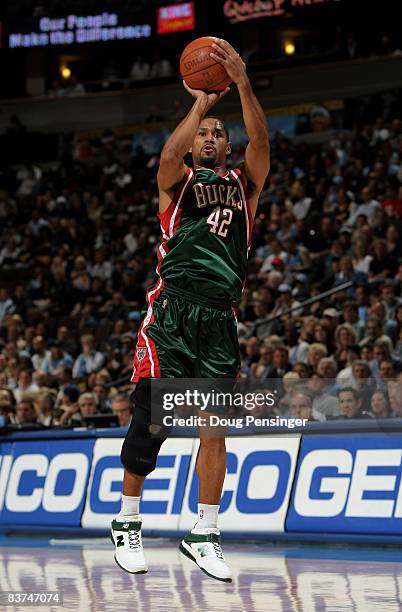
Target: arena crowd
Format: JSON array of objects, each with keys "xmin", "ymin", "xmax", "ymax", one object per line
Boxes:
[{"xmin": 0, "ymin": 90, "xmax": 402, "ymax": 429}]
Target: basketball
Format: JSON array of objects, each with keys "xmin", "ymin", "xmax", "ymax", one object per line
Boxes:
[{"xmin": 180, "ymin": 36, "xmax": 232, "ymax": 93}]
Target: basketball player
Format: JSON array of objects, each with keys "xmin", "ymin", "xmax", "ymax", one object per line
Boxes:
[{"xmin": 111, "ymin": 38, "xmax": 269, "ymax": 582}]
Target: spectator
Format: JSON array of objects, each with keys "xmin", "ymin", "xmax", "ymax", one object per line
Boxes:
[
  {"xmin": 308, "ymin": 373, "xmax": 340, "ymax": 419},
  {"xmin": 388, "ymin": 381, "xmax": 402, "ymax": 417},
  {"xmin": 360, "ymin": 318, "xmax": 393, "ymax": 352},
  {"xmin": 31, "ymin": 335, "xmax": 48, "ymax": 371},
  {"xmin": 250, "ymin": 345, "xmax": 273, "ymax": 381},
  {"xmin": 73, "ymin": 335, "xmax": 105, "ymax": 378},
  {"xmin": 60, "ymin": 391, "xmax": 98, "ymax": 426},
  {"xmin": 289, "ymin": 389, "xmax": 319, "ymax": 421},
  {"xmin": 336, "ymin": 344, "xmax": 361, "ymax": 386},
  {"xmin": 347, "ymin": 187, "xmax": 380, "ymax": 226},
  {"xmin": 307, "ymin": 343, "xmax": 328, "ymax": 371},
  {"xmin": 370, "ymin": 389, "xmax": 392, "ymax": 418},
  {"xmin": 15, "ymin": 399, "xmax": 39, "ymax": 427},
  {"xmin": 130, "ymin": 56, "xmax": 150, "ymax": 81},
  {"xmin": 111, "ymin": 394, "xmax": 132, "ymax": 427},
  {"xmin": 150, "ymin": 53, "xmax": 172, "ymax": 78},
  {"xmin": 42, "ymin": 341, "xmax": 74, "ymax": 376},
  {"xmin": 13, "ymin": 369, "xmax": 39, "ymax": 402},
  {"xmin": 337, "ymin": 387, "xmax": 373, "ymax": 419},
  {"xmin": 334, "ymin": 324, "xmax": 358, "ymax": 367},
  {"xmin": 34, "ymin": 392, "xmax": 56, "ymax": 426},
  {"xmin": 0, "ymin": 288, "xmax": 15, "ymax": 324}
]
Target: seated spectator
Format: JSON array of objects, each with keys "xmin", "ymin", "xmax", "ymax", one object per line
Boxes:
[
  {"xmin": 369, "ymin": 239, "xmax": 398, "ymax": 280},
  {"xmin": 336, "ymin": 344, "xmax": 361, "ymax": 386},
  {"xmin": 370, "ymin": 389, "xmax": 392, "ymax": 419},
  {"xmin": 360, "ymin": 318, "xmax": 393, "ymax": 353},
  {"xmin": 15, "ymin": 399, "xmax": 40, "ymax": 427},
  {"xmin": 240, "ymin": 337, "xmax": 261, "ymax": 378},
  {"xmin": 278, "ymin": 372, "xmax": 300, "ymax": 414},
  {"xmin": 73, "ymin": 334, "xmax": 104, "ymax": 378},
  {"xmin": 388, "ymin": 381, "xmax": 402, "ymax": 417},
  {"xmin": 150, "ymin": 53, "xmax": 172, "ymax": 78},
  {"xmin": 284, "ymin": 322, "xmax": 309, "ymax": 365},
  {"xmin": 350, "ymin": 360, "xmax": 374, "ymax": 409},
  {"xmin": 250, "ymin": 345, "xmax": 273, "ymax": 381},
  {"xmin": 111, "ymin": 394, "xmax": 132, "ymax": 427},
  {"xmin": 42, "ymin": 341, "xmax": 74, "ymax": 376},
  {"xmin": 0, "ymin": 288, "xmax": 15, "ymax": 324},
  {"xmin": 334, "ymin": 323, "xmax": 358, "ymax": 367},
  {"xmin": 266, "ymin": 346, "xmax": 291, "ymax": 379},
  {"xmin": 347, "ymin": 187, "xmax": 380, "ymax": 226},
  {"xmin": 130, "ymin": 55, "xmax": 150, "ymax": 81},
  {"xmin": 13, "ymin": 369, "xmax": 39, "ymax": 402},
  {"xmin": 56, "ymin": 329, "xmax": 82, "ymax": 360},
  {"xmin": 292, "ymin": 362, "xmax": 311, "ymax": 379},
  {"xmin": 336, "ymin": 387, "xmax": 373, "ymax": 419},
  {"xmin": 90, "ymin": 249, "xmax": 113, "ymax": 281},
  {"xmin": 370, "ymin": 340, "xmax": 394, "ymax": 379},
  {"xmin": 60, "ymin": 391, "xmax": 99, "ymax": 426},
  {"xmin": 93, "ymin": 383, "xmax": 111, "ymax": 413},
  {"xmin": 308, "ymin": 373, "xmax": 340, "ymax": 419},
  {"xmin": 352, "ymin": 239, "xmax": 373, "ymax": 275},
  {"xmin": 307, "ymin": 343, "xmax": 328, "ymax": 371},
  {"xmin": 316, "ymin": 358, "xmax": 339, "ymax": 392},
  {"xmin": 288, "ymin": 389, "xmax": 320, "ymax": 422},
  {"xmin": 34, "ymin": 391, "xmax": 56, "ymax": 426},
  {"xmin": 341, "ymin": 301, "xmax": 366, "ymax": 341},
  {"xmin": 31, "ymin": 335, "xmax": 48, "ymax": 370}
]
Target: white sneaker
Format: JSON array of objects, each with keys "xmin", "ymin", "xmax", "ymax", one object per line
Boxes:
[
  {"xmin": 111, "ymin": 517, "xmax": 148, "ymax": 574},
  {"xmin": 179, "ymin": 528, "xmax": 232, "ymax": 582}
]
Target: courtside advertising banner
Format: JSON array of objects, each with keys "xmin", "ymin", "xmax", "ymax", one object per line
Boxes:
[
  {"xmin": 0, "ymin": 439, "xmax": 94, "ymax": 525},
  {"xmin": 179, "ymin": 436, "xmax": 301, "ymax": 533},
  {"xmin": 82, "ymin": 437, "xmax": 194, "ymax": 530},
  {"xmin": 286, "ymin": 433, "xmax": 402, "ymax": 535}
]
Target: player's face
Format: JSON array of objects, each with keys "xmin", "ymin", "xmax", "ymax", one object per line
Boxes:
[{"xmin": 192, "ymin": 119, "xmax": 230, "ymax": 168}]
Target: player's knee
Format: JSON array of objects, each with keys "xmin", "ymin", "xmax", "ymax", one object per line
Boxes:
[{"xmin": 120, "ymin": 419, "xmax": 166, "ymax": 477}]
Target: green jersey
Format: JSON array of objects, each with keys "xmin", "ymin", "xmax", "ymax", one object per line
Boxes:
[{"xmin": 157, "ymin": 166, "xmax": 253, "ymax": 303}]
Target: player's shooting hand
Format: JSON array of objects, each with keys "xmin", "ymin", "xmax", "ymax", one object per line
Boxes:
[
  {"xmin": 210, "ymin": 38, "xmax": 247, "ymax": 85},
  {"xmin": 182, "ymin": 80, "xmax": 230, "ymax": 112}
]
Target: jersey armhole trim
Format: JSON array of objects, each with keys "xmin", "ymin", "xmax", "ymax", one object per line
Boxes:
[
  {"xmin": 232, "ymin": 168, "xmax": 254, "ymax": 248},
  {"xmin": 158, "ymin": 167, "xmax": 193, "ymax": 237}
]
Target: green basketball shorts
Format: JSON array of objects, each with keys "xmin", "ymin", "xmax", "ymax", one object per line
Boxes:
[{"xmin": 131, "ymin": 283, "xmax": 240, "ymax": 381}]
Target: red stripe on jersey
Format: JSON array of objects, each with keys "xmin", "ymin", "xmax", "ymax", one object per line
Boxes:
[
  {"xmin": 157, "ymin": 166, "xmax": 193, "ymax": 234},
  {"xmin": 131, "ymin": 277, "xmax": 164, "ymax": 382},
  {"xmin": 232, "ymin": 168, "xmax": 254, "ymax": 248}
]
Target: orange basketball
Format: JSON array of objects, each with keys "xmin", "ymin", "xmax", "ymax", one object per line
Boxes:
[{"xmin": 179, "ymin": 36, "xmax": 232, "ymax": 94}]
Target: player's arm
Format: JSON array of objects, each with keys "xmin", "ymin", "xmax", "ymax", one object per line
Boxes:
[
  {"xmin": 210, "ymin": 39, "xmax": 270, "ymax": 217},
  {"xmin": 158, "ymin": 83, "xmax": 229, "ymax": 212}
]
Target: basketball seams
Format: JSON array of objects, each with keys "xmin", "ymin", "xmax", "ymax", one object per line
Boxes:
[
  {"xmin": 180, "ymin": 45, "xmax": 214, "ymax": 65},
  {"xmin": 185, "ymin": 69, "xmax": 231, "ymax": 90}
]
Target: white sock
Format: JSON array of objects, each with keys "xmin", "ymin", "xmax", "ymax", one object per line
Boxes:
[
  {"xmin": 117, "ymin": 494, "xmax": 141, "ymax": 519},
  {"xmin": 192, "ymin": 503, "xmax": 220, "ymax": 531}
]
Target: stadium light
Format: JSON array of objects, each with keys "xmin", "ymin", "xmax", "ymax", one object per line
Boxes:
[
  {"xmin": 284, "ymin": 41, "xmax": 295, "ymax": 55},
  {"xmin": 61, "ymin": 65, "xmax": 71, "ymax": 79}
]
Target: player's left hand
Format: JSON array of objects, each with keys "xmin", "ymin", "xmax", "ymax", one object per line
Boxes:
[
  {"xmin": 210, "ymin": 38, "xmax": 247, "ymax": 85},
  {"xmin": 182, "ymin": 80, "xmax": 230, "ymax": 112}
]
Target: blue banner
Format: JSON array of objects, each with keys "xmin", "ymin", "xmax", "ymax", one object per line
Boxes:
[
  {"xmin": 286, "ymin": 434, "xmax": 402, "ymax": 535},
  {"xmin": 0, "ymin": 439, "xmax": 95, "ymax": 526}
]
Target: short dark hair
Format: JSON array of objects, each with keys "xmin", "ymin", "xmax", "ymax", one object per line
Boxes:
[
  {"xmin": 203, "ymin": 116, "xmax": 230, "ymax": 141},
  {"xmin": 337, "ymin": 386, "xmax": 359, "ymax": 401},
  {"xmin": 17, "ymin": 399, "xmax": 35, "ymax": 411}
]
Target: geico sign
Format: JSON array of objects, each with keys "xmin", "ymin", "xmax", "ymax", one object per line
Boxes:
[
  {"xmin": 2, "ymin": 453, "xmax": 89, "ymax": 513},
  {"xmin": 294, "ymin": 449, "xmax": 402, "ymax": 518}
]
